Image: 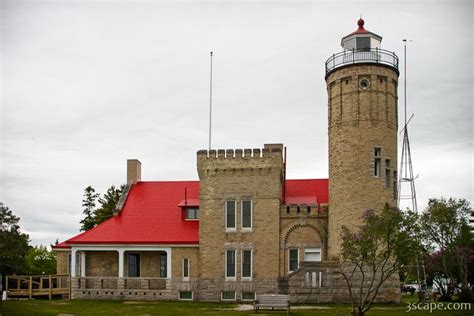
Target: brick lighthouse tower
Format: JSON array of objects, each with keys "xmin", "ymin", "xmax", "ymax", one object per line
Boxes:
[{"xmin": 325, "ymin": 19, "xmax": 400, "ymax": 260}]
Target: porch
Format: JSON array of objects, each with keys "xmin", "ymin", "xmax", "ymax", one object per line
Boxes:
[{"xmin": 69, "ymin": 246, "xmax": 174, "ymax": 298}]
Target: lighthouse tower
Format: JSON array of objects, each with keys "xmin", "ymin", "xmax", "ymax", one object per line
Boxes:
[{"xmin": 325, "ymin": 19, "xmax": 399, "ymax": 260}]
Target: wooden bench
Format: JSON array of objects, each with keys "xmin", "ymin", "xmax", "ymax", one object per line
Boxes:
[{"xmin": 254, "ymin": 294, "xmax": 291, "ymax": 315}]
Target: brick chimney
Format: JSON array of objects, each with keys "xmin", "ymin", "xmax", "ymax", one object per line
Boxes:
[{"xmin": 127, "ymin": 159, "xmax": 141, "ymax": 184}]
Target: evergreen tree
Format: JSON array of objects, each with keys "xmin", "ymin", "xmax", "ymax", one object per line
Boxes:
[
  {"xmin": 94, "ymin": 185, "xmax": 125, "ymax": 225},
  {"xmin": 0, "ymin": 202, "xmax": 30, "ymax": 277},
  {"xmin": 79, "ymin": 186, "xmax": 99, "ymax": 231}
]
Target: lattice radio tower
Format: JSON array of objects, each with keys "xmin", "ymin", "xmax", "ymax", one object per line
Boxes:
[
  {"xmin": 398, "ymin": 40, "xmax": 418, "ymax": 213},
  {"xmin": 397, "ymin": 39, "xmax": 427, "ymax": 294}
]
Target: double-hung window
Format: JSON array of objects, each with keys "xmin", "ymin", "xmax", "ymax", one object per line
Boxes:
[
  {"xmin": 225, "ymin": 200, "xmax": 236, "ymax": 230},
  {"xmin": 289, "ymin": 249, "xmax": 299, "ymax": 273},
  {"xmin": 241, "ymin": 200, "xmax": 252, "ymax": 230},
  {"xmin": 225, "ymin": 250, "xmax": 236, "ymax": 279},
  {"xmin": 241, "ymin": 250, "xmax": 252, "ymax": 279}
]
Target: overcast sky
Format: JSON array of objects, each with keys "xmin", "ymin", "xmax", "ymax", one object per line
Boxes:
[{"xmin": 1, "ymin": 0, "xmax": 472, "ymax": 247}]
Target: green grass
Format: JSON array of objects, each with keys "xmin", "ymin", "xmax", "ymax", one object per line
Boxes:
[{"xmin": 1, "ymin": 295, "xmax": 471, "ymax": 316}]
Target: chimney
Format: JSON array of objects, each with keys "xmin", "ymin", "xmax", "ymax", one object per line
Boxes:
[{"xmin": 127, "ymin": 159, "xmax": 141, "ymax": 184}]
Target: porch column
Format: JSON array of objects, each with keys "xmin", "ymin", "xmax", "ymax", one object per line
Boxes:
[
  {"xmin": 118, "ymin": 249, "xmax": 125, "ymax": 277},
  {"xmin": 80, "ymin": 251, "xmax": 86, "ymax": 277},
  {"xmin": 166, "ymin": 248, "xmax": 172, "ymax": 279},
  {"xmin": 71, "ymin": 248, "xmax": 77, "ymax": 277}
]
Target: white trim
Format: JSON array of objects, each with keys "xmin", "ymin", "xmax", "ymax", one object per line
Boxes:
[
  {"xmin": 178, "ymin": 291, "xmax": 193, "ymax": 301},
  {"xmin": 288, "ymin": 248, "xmax": 299, "ymax": 273},
  {"xmin": 80, "ymin": 251, "xmax": 86, "ymax": 277},
  {"xmin": 182, "ymin": 257, "xmax": 190, "ymax": 281},
  {"xmin": 241, "ymin": 249, "xmax": 252, "ymax": 280},
  {"xmin": 241, "ymin": 200, "xmax": 253, "ymax": 231},
  {"xmin": 70, "ymin": 246, "xmax": 172, "ymax": 279},
  {"xmin": 225, "ymin": 200, "xmax": 237, "ymax": 232},
  {"xmin": 225, "ymin": 249, "xmax": 236, "ymax": 281},
  {"xmin": 221, "ymin": 291, "xmax": 236, "ymax": 301},
  {"xmin": 71, "ymin": 249, "xmax": 76, "ymax": 277},
  {"xmin": 304, "ymin": 247, "xmax": 322, "ymax": 262}
]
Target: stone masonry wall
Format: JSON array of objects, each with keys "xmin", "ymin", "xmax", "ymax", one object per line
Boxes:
[
  {"xmin": 56, "ymin": 251, "xmax": 70, "ymax": 274},
  {"xmin": 86, "ymin": 251, "xmax": 118, "ymax": 277},
  {"xmin": 171, "ymin": 247, "xmax": 199, "ymax": 279},
  {"xmin": 326, "ymin": 64, "xmax": 399, "ymax": 260},
  {"xmin": 196, "ymin": 145, "xmax": 284, "ymax": 300},
  {"xmin": 279, "ymin": 207, "xmax": 328, "ymax": 276},
  {"xmin": 283, "ymin": 261, "xmax": 401, "ymax": 304}
]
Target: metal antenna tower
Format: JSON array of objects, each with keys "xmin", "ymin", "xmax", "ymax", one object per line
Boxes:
[
  {"xmin": 397, "ymin": 39, "xmax": 418, "ymax": 213},
  {"xmin": 398, "ymin": 39, "xmax": 428, "ymax": 297}
]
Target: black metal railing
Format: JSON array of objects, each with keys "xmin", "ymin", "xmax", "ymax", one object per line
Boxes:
[{"xmin": 325, "ymin": 48, "xmax": 399, "ymax": 75}]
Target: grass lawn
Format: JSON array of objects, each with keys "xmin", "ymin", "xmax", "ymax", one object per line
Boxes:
[{"xmin": 1, "ymin": 295, "xmax": 471, "ymax": 316}]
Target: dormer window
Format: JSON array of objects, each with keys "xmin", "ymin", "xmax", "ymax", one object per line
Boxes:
[{"xmin": 186, "ymin": 208, "xmax": 199, "ymax": 220}]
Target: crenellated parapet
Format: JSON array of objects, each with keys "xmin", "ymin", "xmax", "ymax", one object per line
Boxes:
[
  {"xmin": 280, "ymin": 204, "xmax": 328, "ymax": 219},
  {"xmin": 197, "ymin": 144, "xmax": 284, "ymax": 177}
]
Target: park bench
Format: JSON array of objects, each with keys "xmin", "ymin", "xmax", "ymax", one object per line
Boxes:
[{"xmin": 253, "ymin": 294, "xmax": 291, "ymax": 315}]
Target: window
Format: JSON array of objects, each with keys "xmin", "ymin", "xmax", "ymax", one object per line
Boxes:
[
  {"xmin": 186, "ymin": 208, "xmax": 199, "ymax": 220},
  {"xmin": 242, "ymin": 292, "xmax": 256, "ymax": 301},
  {"xmin": 179, "ymin": 291, "xmax": 193, "ymax": 300},
  {"xmin": 160, "ymin": 252, "xmax": 167, "ymax": 278},
  {"xmin": 221, "ymin": 291, "xmax": 236, "ymax": 301},
  {"xmin": 128, "ymin": 253, "xmax": 140, "ymax": 277},
  {"xmin": 183, "ymin": 258, "xmax": 189, "ymax": 280},
  {"xmin": 242, "ymin": 250, "xmax": 252, "ymax": 279},
  {"xmin": 304, "ymin": 248, "xmax": 321, "ymax": 262},
  {"xmin": 289, "ymin": 249, "xmax": 299, "ymax": 272},
  {"xmin": 241, "ymin": 200, "xmax": 252, "ymax": 229},
  {"xmin": 385, "ymin": 159, "xmax": 391, "ymax": 188},
  {"xmin": 67, "ymin": 254, "xmax": 71, "ymax": 274},
  {"xmin": 225, "ymin": 200, "xmax": 236, "ymax": 230},
  {"xmin": 374, "ymin": 148, "xmax": 381, "ymax": 177},
  {"xmin": 225, "ymin": 250, "xmax": 236, "ymax": 278},
  {"xmin": 356, "ymin": 37, "xmax": 370, "ymax": 51}
]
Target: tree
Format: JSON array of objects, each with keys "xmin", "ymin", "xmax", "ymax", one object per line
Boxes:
[
  {"xmin": 94, "ymin": 185, "xmax": 125, "ymax": 225},
  {"xmin": 79, "ymin": 186, "xmax": 99, "ymax": 231},
  {"xmin": 25, "ymin": 245, "xmax": 57, "ymax": 275},
  {"xmin": 420, "ymin": 198, "xmax": 473, "ymax": 302},
  {"xmin": 339, "ymin": 204, "xmax": 421, "ymax": 316},
  {"xmin": 0, "ymin": 202, "xmax": 30, "ymax": 277}
]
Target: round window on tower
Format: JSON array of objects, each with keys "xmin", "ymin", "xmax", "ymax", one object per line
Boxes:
[{"xmin": 359, "ymin": 78, "xmax": 370, "ymax": 90}]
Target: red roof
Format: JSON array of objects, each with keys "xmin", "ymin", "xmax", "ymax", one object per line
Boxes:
[
  {"xmin": 66, "ymin": 181, "xmax": 200, "ymax": 245},
  {"xmin": 343, "ymin": 18, "xmax": 381, "ymax": 39},
  {"xmin": 61, "ymin": 179, "xmax": 328, "ymax": 246}
]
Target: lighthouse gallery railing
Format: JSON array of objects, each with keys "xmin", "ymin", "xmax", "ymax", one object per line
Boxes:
[{"xmin": 325, "ymin": 48, "xmax": 399, "ymax": 75}]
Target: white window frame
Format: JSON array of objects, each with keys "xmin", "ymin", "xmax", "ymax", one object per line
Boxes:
[
  {"xmin": 304, "ymin": 248, "xmax": 322, "ymax": 262},
  {"xmin": 182, "ymin": 257, "xmax": 190, "ymax": 280},
  {"xmin": 221, "ymin": 291, "xmax": 236, "ymax": 301},
  {"xmin": 225, "ymin": 249, "xmax": 236, "ymax": 280},
  {"xmin": 288, "ymin": 248, "xmax": 299, "ymax": 273},
  {"xmin": 178, "ymin": 291, "xmax": 193, "ymax": 300},
  {"xmin": 241, "ymin": 249, "xmax": 252, "ymax": 280},
  {"xmin": 225, "ymin": 200, "xmax": 237, "ymax": 232},
  {"xmin": 241, "ymin": 200, "xmax": 253, "ymax": 231},
  {"xmin": 241, "ymin": 291, "xmax": 256, "ymax": 301}
]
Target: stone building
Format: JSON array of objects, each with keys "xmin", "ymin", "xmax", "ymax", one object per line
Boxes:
[{"xmin": 54, "ymin": 19, "xmax": 401, "ymax": 303}]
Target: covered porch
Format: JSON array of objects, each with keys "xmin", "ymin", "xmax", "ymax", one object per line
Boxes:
[{"xmin": 70, "ymin": 245, "xmax": 173, "ymax": 297}]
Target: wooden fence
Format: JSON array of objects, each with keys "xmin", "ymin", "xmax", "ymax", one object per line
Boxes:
[{"xmin": 5, "ymin": 274, "xmax": 71, "ymax": 299}]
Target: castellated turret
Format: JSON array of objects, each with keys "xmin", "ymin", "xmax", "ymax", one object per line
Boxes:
[
  {"xmin": 325, "ymin": 19, "xmax": 399, "ymax": 260},
  {"xmin": 197, "ymin": 144, "xmax": 285, "ymax": 290}
]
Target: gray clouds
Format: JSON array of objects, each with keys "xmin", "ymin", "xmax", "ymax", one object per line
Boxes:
[{"xmin": 1, "ymin": 0, "xmax": 472, "ymax": 246}]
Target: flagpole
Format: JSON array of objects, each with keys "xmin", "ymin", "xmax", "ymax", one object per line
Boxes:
[{"xmin": 209, "ymin": 51, "xmax": 213, "ymax": 151}]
